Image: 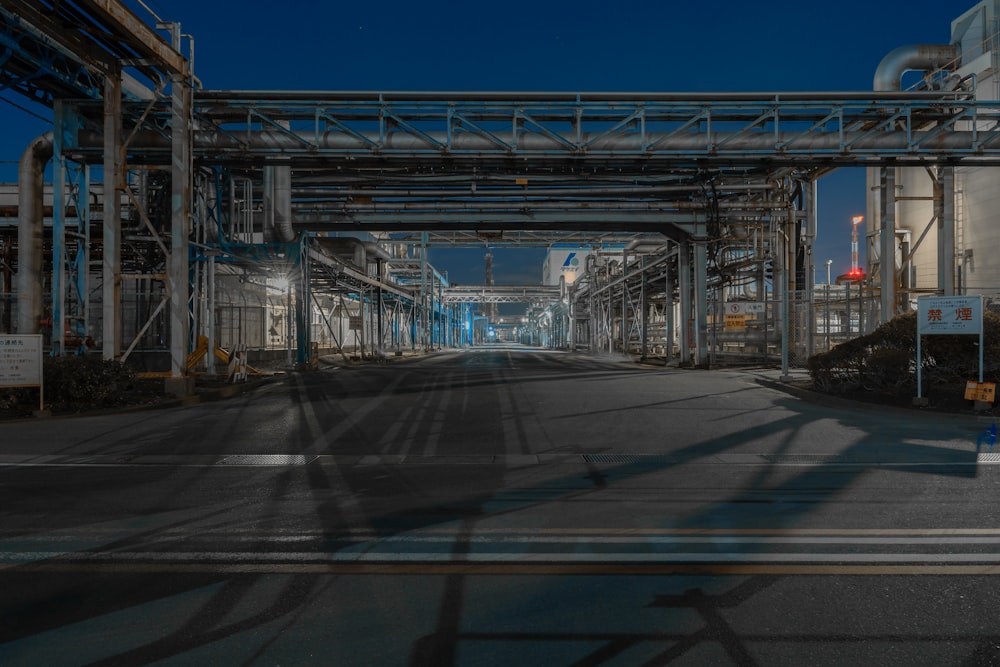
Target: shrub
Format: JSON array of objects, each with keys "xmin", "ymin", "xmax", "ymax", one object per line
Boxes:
[
  {"xmin": 808, "ymin": 310, "xmax": 1000, "ymax": 397},
  {"xmin": 42, "ymin": 355, "xmax": 140, "ymax": 411}
]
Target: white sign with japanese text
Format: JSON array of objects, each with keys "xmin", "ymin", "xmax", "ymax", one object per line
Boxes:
[
  {"xmin": 917, "ymin": 295, "xmax": 983, "ymax": 335},
  {"xmin": 725, "ymin": 302, "xmax": 766, "ymax": 315},
  {"xmin": 0, "ymin": 334, "xmax": 43, "ymax": 387}
]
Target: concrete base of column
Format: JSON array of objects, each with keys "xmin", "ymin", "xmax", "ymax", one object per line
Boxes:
[{"xmin": 164, "ymin": 376, "xmax": 194, "ymax": 399}]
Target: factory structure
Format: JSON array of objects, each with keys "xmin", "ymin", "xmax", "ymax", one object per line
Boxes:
[
  {"xmin": 2, "ymin": 0, "xmax": 1000, "ymax": 391},
  {"xmin": 869, "ymin": 1, "xmax": 1000, "ymax": 304}
]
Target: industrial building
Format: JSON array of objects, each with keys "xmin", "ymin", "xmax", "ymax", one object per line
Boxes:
[{"xmin": 868, "ymin": 0, "xmax": 1000, "ymax": 308}]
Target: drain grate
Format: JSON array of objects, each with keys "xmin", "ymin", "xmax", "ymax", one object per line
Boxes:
[
  {"xmin": 581, "ymin": 454, "xmax": 677, "ymax": 464},
  {"xmin": 978, "ymin": 452, "xmax": 1000, "ymax": 463},
  {"xmin": 217, "ymin": 454, "xmax": 315, "ymax": 466},
  {"xmin": 759, "ymin": 454, "xmax": 852, "ymax": 464}
]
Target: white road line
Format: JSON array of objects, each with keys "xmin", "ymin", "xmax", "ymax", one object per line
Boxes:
[{"xmin": 5, "ymin": 551, "xmax": 1000, "ymax": 565}]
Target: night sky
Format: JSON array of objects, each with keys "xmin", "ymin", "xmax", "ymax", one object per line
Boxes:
[{"xmin": 0, "ymin": 0, "xmax": 970, "ymax": 284}]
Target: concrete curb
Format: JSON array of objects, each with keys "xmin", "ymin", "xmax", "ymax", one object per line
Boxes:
[{"xmin": 749, "ymin": 373, "xmax": 998, "ymax": 425}]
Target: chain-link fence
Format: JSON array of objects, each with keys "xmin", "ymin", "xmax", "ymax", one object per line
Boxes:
[{"xmin": 708, "ymin": 285, "xmax": 883, "ymax": 367}]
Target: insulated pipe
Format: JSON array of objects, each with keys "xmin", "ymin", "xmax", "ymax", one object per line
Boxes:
[
  {"xmin": 17, "ymin": 133, "xmax": 53, "ymax": 335},
  {"xmin": 292, "ymin": 201, "xmax": 791, "ymax": 213},
  {"xmin": 73, "ymin": 127, "xmax": 993, "ymax": 156},
  {"xmin": 314, "ymin": 236, "xmax": 391, "ymax": 270},
  {"xmin": 196, "ymin": 89, "xmax": 964, "ymax": 103},
  {"xmin": 263, "ymin": 165, "xmax": 295, "ymax": 242},
  {"xmin": 871, "ymin": 43, "xmax": 958, "ymax": 320},
  {"xmin": 873, "ymin": 44, "xmax": 959, "ymax": 91},
  {"xmin": 363, "ymin": 241, "xmax": 392, "ymax": 262},
  {"xmin": 289, "ymin": 184, "xmax": 778, "ymax": 199},
  {"xmin": 273, "ymin": 164, "xmax": 294, "ymax": 242}
]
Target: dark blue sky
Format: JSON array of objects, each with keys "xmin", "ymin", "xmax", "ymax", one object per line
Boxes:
[{"xmin": 0, "ymin": 0, "xmax": 971, "ymax": 284}]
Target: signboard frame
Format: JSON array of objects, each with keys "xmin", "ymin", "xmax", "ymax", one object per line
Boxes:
[
  {"xmin": 915, "ymin": 295, "xmax": 985, "ymax": 401},
  {"xmin": 0, "ymin": 334, "xmax": 44, "ymax": 412}
]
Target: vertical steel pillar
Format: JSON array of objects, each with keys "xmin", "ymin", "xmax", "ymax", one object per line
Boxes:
[
  {"xmin": 587, "ymin": 280, "xmax": 598, "ymax": 354},
  {"xmin": 805, "ymin": 179, "xmax": 817, "ymax": 356},
  {"xmin": 780, "ymin": 206, "xmax": 794, "ymax": 380},
  {"xmin": 377, "ymin": 261, "xmax": 384, "ymax": 353},
  {"xmin": 102, "ymin": 68, "xmax": 122, "ymax": 360},
  {"xmin": 621, "ymin": 250, "xmax": 629, "ymax": 353},
  {"xmin": 206, "ymin": 253, "xmax": 216, "ymax": 375},
  {"xmin": 74, "ymin": 164, "xmax": 91, "ymax": 348},
  {"xmin": 679, "ymin": 239, "xmax": 691, "ymax": 365},
  {"xmin": 420, "ymin": 234, "xmax": 428, "ymax": 350},
  {"xmin": 665, "ymin": 248, "xmax": 674, "ymax": 366},
  {"xmin": 169, "ymin": 65, "xmax": 192, "ymax": 380},
  {"xmin": 879, "ymin": 166, "xmax": 897, "ymax": 321},
  {"xmin": 693, "ymin": 240, "xmax": 708, "ymax": 366},
  {"xmin": 437, "ymin": 280, "xmax": 443, "ymax": 349},
  {"xmin": 938, "ymin": 167, "xmax": 955, "ymax": 295},
  {"xmin": 640, "ymin": 256, "xmax": 648, "ymax": 361},
  {"xmin": 52, "ymin": 102, "xmax": 66, "ymax": 355}
]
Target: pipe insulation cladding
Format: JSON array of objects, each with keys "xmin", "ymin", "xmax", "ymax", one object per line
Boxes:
[
  {"xmin": 873, "ymin": 44, "xmax": 960, "ymax": 91},
  {"xmin": 16, "ymin": 133, "xmax": 53, "ymax": 335},
  {"xmin": 61, "ymin": 126, "xmax": 998, "ymax": 157}
]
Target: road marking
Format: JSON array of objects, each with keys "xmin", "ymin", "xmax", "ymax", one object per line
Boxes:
[
  {"xmin": 5, "ymin": 549, "xmax": 1000, "ymax": 566},
  {"xmin": 3, "ymin": 453, "xmax": 998, "ymax": 467},
  {"xmin": 6, "ymin": 526, "xmax": 1000, "ymax": 575},
  {"xmin": 5, "ymin": 558, "xmax": 1000, "ymax": 577}
]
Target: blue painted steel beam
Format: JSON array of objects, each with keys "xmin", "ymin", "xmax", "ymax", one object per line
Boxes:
[{"xmin": 0, "ymin": 9, "xmax": 103, "ymax": 104}]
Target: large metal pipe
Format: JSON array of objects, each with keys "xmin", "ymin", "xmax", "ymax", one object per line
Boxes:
[
  {"xmin": 289, "ymin": 183, "xmax": 777, "ymax": 199},
  {"xmin": 263, "ymin": 164, "xmax": 295, "ymax": 242},
  {"xmin": 196, "ymin": 89, "xmax": 964, "ymax": 103},
  {"xmin": 72, "ymin": 126, "xmax": 993, "ymax": 156},
  {"xmin": 273, "ymin": 164, "xmax": 294, "ymax": 242},
  {"xmin": 16, "ymin": 132, "xmax": 53, "ymax": 335},
  {"xmin": 873, "ymin": 44, "xmax": 959, "ymax": 91},
  {"xmin": 871, "ymin": 42, "xmax": 959, "ymax": 321}
]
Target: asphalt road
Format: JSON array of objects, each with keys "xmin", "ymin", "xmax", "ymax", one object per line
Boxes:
[{"xmin": 2, "ymin": 346, "xmax": 1000, "ymax": 666}]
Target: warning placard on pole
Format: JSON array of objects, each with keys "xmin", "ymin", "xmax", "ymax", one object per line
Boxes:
[
  {"xmin": 724, "ymin": 313, "xmax": 747, "ymax": 330},
  {"xmin": 915, "ymin": 295, "xmax": 986, "ymax": 401},
  {"xmin": 964, "ymin": 381, "xmax": 996, "ymax": 403},
  {"xmin": 917, "ymin": 296, "xmax": 983, "ymax": 335},
  {"xmin": 0, "ymin": 335, "xmax": 43, "ymax": 387},
  {"xmin": 0, "ymin": 334, "xmax": 44, "ymax": 412}
]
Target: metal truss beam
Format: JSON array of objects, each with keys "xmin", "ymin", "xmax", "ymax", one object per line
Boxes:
[
  {"xmin": 377, "ymin": 230, "xmax": 663, "ymax": 248},
  {"xmin": 0, "ymin": 1, "xmax": 185, "ymax": 108},
  {"xmin": 0, "ymin": 8, "xmax": 104, "ymax": 104},
  {"xmin": 441, "ymin": 285, "xmax": 560, "ymax": 304},
  {"xmin": 177, "ymin": 90, "xmax": 1000, "ymax": 167},
  {"xmin": 308, "ymin": 245, "xmax": 415, "ymax": 301}
]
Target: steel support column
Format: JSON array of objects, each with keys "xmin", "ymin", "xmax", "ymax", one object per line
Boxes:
[
  {"xmin": 102, "ymin": 67, "xmax": 122, "ymax": 360},
  {"xmin": 295, "ymin": 245, "xmax": 310, "ymax": 366},
  {"xmin": 879, "ymin": 166, "xmax": 897, "ymax": 320},
  {"xmin": 640, "ymin": 256, "xmax": 648, "ymax": 361},
  {"xmin": 780, "ymin": 206, "xmax": 794, "ymax": 380},
  {"xmin": 665, "ymin": 249, "xmax": 674, "ymax": 366},
  {"xmin": 693, "ymin": 239, "xmax": 708, "ymax": 366},
  {"xmin": 169, "ymin": 66, "xmax": 191, "ymax": 380},
  {"xmin": 679, "ymin": 239, "xmax": 691, "ymax": 365},
  {"xmin": 52, "ymin": 103, "xmax": 66, "ymax": 355},
  {"xmin": 805, "ymin": 179, "xmax": 817, "ymax": 356},
  {"xmin": 938, "ymin": 166, "xmax": 955, "ymax": 295}
]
